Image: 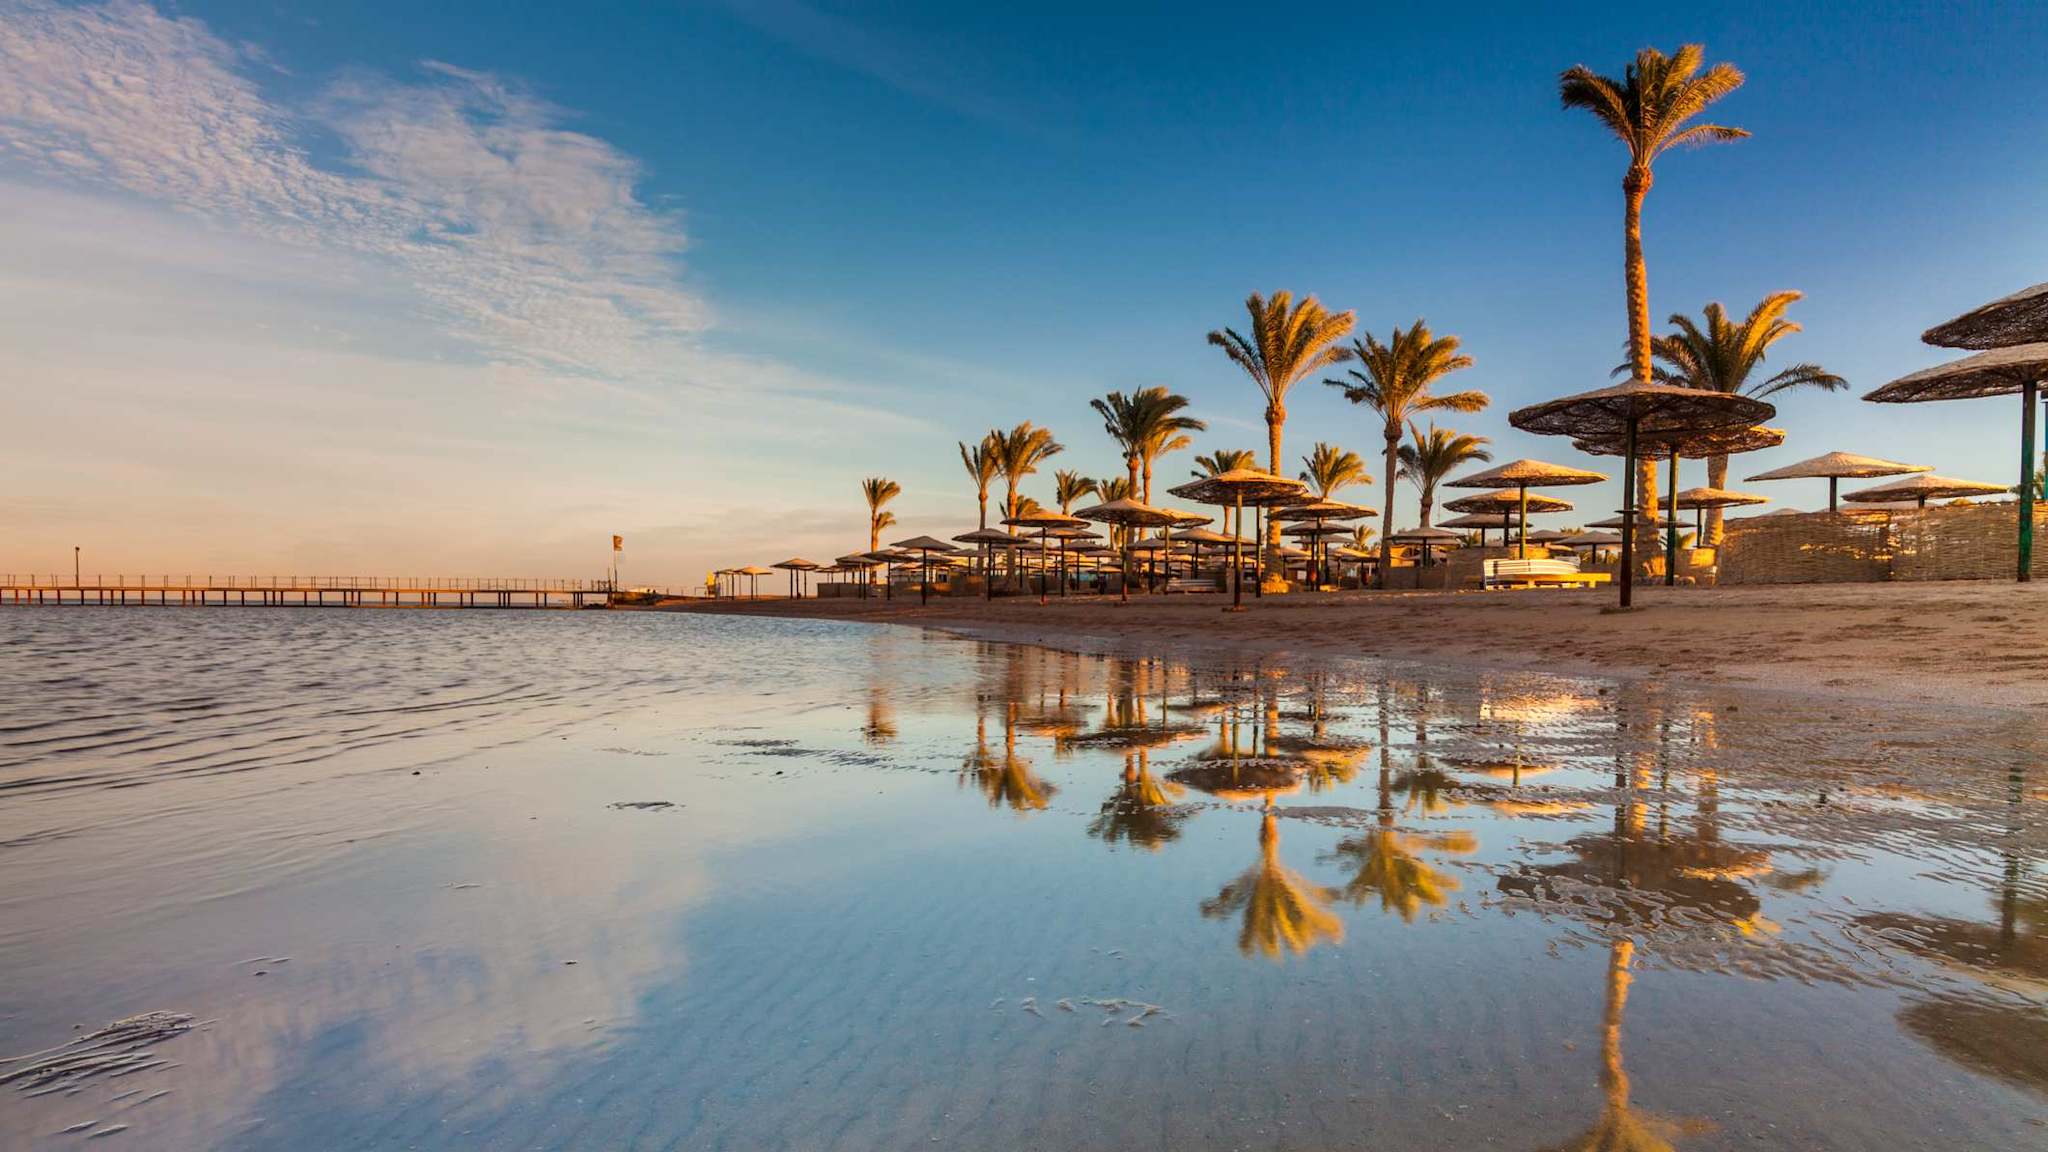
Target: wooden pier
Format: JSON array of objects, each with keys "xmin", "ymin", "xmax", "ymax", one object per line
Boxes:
[{"xmin": 0, "ymin": 574, "xmax": 643, "ymax": 609}]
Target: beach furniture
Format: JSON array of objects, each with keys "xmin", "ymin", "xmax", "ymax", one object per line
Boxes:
[{"xmin": 1482, "ymin": 557, "xmax": 1611, "ymax": 589}]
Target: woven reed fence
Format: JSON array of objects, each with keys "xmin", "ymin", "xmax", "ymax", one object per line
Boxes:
[{"xmin": 1720, "ymin": 504, "xmax": 2046, "ymax": 584}]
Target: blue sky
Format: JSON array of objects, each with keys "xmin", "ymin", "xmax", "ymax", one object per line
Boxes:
[{"xmin": 3, "ymin": 0, "xmax": 2045, "ymax": 582}]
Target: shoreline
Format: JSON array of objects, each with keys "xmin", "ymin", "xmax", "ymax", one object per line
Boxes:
[{"xmin": 661, "ymin": 582, "xmax": 2048, "ymax": 713}]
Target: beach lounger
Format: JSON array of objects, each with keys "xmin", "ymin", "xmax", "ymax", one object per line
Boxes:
[{"xmin": 1482, "ymin": 558, "xmax": 1611, "ymax": 589}]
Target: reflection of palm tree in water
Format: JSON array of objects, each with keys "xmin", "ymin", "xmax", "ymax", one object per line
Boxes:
[
  {"xmin": 1539, "ymin": 938, "xmax": 1707, "ymax": 1152},
  {"xmin": 959, "ymin": 702, "xmax": 1058, "ymax": 813},
  {"xmin": 1089, "ymin": 748, "xmax": 1188, "ymax": 851},
  {"xmin": 1202, "ymin": 806, "xmax": 1343, "ymax": 959},
  {"xmin": 1326, "ymin": 759, "xmax": 1475, "ymax": 921}
]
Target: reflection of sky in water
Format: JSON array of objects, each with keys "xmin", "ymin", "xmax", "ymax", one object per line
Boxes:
[{"xmin": 0, "ymin": 612, "xmax": 2044, "ymax": 1148}]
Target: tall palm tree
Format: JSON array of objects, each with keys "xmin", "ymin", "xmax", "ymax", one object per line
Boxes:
[
  {"xmin": 1349, "ymin": 523, "xmax": 1377, "ymax": 553},
  {"xmin": 861, "ymin": 476, "xmax": 900, "ymax": 552},
  {"xmin": 958, "ymin": 437, "xmax": 1000, "ymax": 529},
  {"xmin": 1192, "ymin": 449, "xmax": 1258, "ymax": 539},
  {"xmin": 989, "ymin": 421, "xmax": 1064, "ymax": 519},
  {"xmin": 1090, "ymin": 387, "xmax": 1207, "ymax": 503},
  {"xmin": 1637, "ymin": 292, "xmax": 1844, "ymax": 543},
  {"xmin": 1397, "ymin": 421, "xmax": 1493, "ymax": 528},
  {"xmin": 1053, "ymin": 469, "xmax": 1097, "ymax": 514},
  {"xmin": 1561, "ymin": 44, "xmax": 1747, "ymax": 554},
  {"xmin": 1326, "ymin": 322, "xmax": 1487, "ymax": 585},
  {"xmin": 1298, "ymin": 442, "xmax": 1370, "ymax": 500},
  {"xmin": 1207, "ymin": 292, "xmax": 1356, "ymax": 550}
]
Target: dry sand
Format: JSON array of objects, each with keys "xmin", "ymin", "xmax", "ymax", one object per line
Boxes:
[{"xmin": 667, "ymin": 581, "xmax": 2048, "ymax": 711}]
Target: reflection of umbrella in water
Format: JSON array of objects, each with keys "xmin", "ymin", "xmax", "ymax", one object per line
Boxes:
[
  {"xmin": 1445, "ymin": 459, "xmax": 1606, "ymax": 558},
  {"xmin": 960, "ymin": 706, "xmax": 1059, "ymax": 812},
  {"xmin": 1743, "ymin": 450, "xmax": 1929, "ymax": 512},
  {"xmin": 1088, "ymin": 748, "xmax": 1190, "ymax": 852},
  {"xmin": 1200, "ymin": 808, "xmax": 1344, "ymax": 959},
  {"xmin": 1511, "ymin": 379, "xmax": 1774, "ymax": 607},
  {"xmin": 1867, "ymin": 343, "xmax": 2048, "ymax": 580}
]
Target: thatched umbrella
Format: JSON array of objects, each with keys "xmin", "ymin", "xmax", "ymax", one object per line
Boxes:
[
  {"xmin": 1003, "ymin": 510, "xmax": 1089, "ymax": 604},
  {"xmin": 952, "ymin": 527, "xmax": 1018, "ymax": 601},
  {"xmin": 1588, "ymin": 514, "xmax": 1680, "ymax": 530},
  {"xmin": 1444, "ymin": 459, "xmax": 1605, "ymax": 558},
  {"xmin": 1527, "ymin": 528, "xmax": 1573, "ymax": 545},
  {"xmin": 1511, "ymin": 380, "xmax": 1775, "ymax": 606},
  {"xmin": 1442, "ymin": 489, "xmax": 1576, "ymax": 555},
  {"xmin": 1436, "ymin": 511, "xmax": 1514, "ymax": 545},
  {"xmin": 733, "ymin": 564, "xmax": 775, "ymax": 600},
  {"xmin": 771, "ymin": 557, "xmax": 821, "ymax": 599},
  {"xmin": 1271, "ymin": 499, "xmax": 1374, "ymax": 588},
  {"xmin": 1840, "ymin": 473, "xmax": 2010, "ymax": 510},
  {"xmin": 1559, "ymin": 531, "xmax": 1623, "ymax": 561},
  {"xmin": 890, "ymin": 535, "xmax": 958, "ymax": 606},
  {"xmin": 1390, "ymin": 525, "xmax": 1462, "ymax": 568},
  {"xmin": 1742, "ymin": 450, "xmax": 1929, "ymax": 511},
  {"xmin": 1575, "ymin": 424, "xmax": 1783, "ymax": 584},
  {"xmin": 1868, "ymin": 343, "xmax": 2048, "ymax": 580},
  {"xmin": 1669, "ymin": 487, "xmax": 1768, "ymax": 540},
  {"xmin": 1074, "ymin": 497, "xmax": 1185, "ymax": 605},
  {"xmin": 1923, "ymin": 282, "xmax": 2048, "ymax": 350},
  {"xmin": 1168, "ymin": 470, "xmax": 1311, "ymax": 610}
]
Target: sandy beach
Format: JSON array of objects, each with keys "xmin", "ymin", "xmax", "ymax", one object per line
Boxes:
[{"xmin": 671, "ymin": 581, "xmax": 2048, "ymax": 711}]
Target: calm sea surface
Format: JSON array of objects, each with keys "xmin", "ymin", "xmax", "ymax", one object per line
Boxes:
[{"xmin": 0, "ymin": 609, "xmax": 2043, "ymax": 1149}]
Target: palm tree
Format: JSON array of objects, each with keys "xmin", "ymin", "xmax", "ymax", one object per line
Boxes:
[
  {"xmin": 1193, "ymin": 449, "xmax": 1258, "ymax": 539},
  {"xmin": 1397, "ymin": 421, "xmax": 1493, "ymax": 528},
  {"xmin": 1053, "ymin": 469, "xmax": 1097, "ymax": 514},
  {"xmin": 1297, "ymin": 442, "xmax": 1370, "ymax": 500},
  {"xmin": 1326, "ymin": 322, "xmax": 1487, "ymax": 585},
  {"xmin": 1561, "ymin": 44, "xmax": 1747, "ymax": 553},
  {"xmin": 1636, "ymin": 292, "xmax": 1844, "ymax": 543},
  {"xmin": 1090, "ymin": 387, "xmax": 1207, "ymax": 503},
  {"xmin": 958, "ymin": 437, "xmax": 1000, "ymax": 529},
  {"xmin": 861, "ymin": 476, "xmax": 900, "ymax": 551},
  {"xmin": 1207, "ymin": 292, "xmax": 1356, "ymax": 551},
  {"xmin": 989, "ymin": 421, "xmax": 1063, "ymax": 520},
  {"xmin": 1349, "ymin": 523, "xmax": 1376, "ymax": 554}
]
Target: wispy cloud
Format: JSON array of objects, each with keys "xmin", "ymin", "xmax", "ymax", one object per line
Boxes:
[{"xmin": 0, "ymin": 0, "xmax": 702, "ymax": 382}]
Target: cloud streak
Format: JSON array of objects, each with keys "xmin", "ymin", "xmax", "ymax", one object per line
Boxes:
[{"xmin": 0, "ymin": 0, "xmax": 702, "ymax": 382}]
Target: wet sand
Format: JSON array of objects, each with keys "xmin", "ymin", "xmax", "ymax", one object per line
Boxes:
[{"xmin": 669, "ymin": 581, "xmax": 2048, "ymax": 711}]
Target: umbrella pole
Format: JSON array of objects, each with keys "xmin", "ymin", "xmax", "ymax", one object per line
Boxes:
[
  {"xmin": 2020, "ymin": 378, "xmax": 2038, "ymax": 583},
  {"xmin": 1231, "ymin": 493, "xmax": 1245, "ymax": 611},
  {"xmin": 1828, "ymin": 476, "xmax": 1838, "ymax": 512},
  {"xmin": 1254, "ymin": 506, "xmax": 1264, "ymax": 598},
  {"xmin": 1518, "ymin": 485, "xmax": 1529, "ymax": 559},
  {"xmin": 1059, "ymin": 538, "xmax": 1068, "ymax": 597},
  {"xmin": 1665, "ymin": 447, "xmax": 1679, "ymax": 587},
  {"xmin": 1619, "ymin": 415, "xmax": 1637, "ymax": 609},
  {"xmin": 1039, "ymin": 533, "xmax": 1049, "ymax": 606},
  {"xmin": 920, "ymin": 550, "xmax": 929, "ymax": 606}
]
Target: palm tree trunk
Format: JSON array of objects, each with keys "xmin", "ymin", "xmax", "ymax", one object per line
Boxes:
[
  {"xmin": 1623, "ymin": 168, "xmax": 1659, "ymax": 569},
  {"xmin": 1377, "ymin": 423, "xmax": 1399, "ymax": 589},
  {"xmin": 977, "ymin": 492, "xmax": 987, "ymax": 531},
  {"xmin": 1705, "ymin": 453, "xmax": 1729, "ymax": 545},
  {"xmin": 1142, "ymin": 458, "xmax": 1153, "ymax": 505},
  {"xmin": 1264, "ymin": 406, "xmax": 1285, "ymax": 559}
]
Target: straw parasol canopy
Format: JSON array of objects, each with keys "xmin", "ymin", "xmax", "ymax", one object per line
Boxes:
[
  {"xmin": 1443, "ymin": 490, "xmax": 1574, "ymax": 516},
  {"xmin": 1436, "ymin": 511, "xmax": 1517, "ymax": 546},
  {"xmin": 1268, "ymin": 543, "xmax": 1311, "ymax": 559},
  {"xmin": 771, "ymin": 556, "xmax": 822, "ymax": 599},
  {"xmin": 1443, "ymin": 459, "xmax": 1603, "ymax": 559},
  {"xmin": 1167, "ymin": 470, "xmax": 1311, "ymax": 610},
  {"xmin": 1669, "ymin": 487, "xmax": 1767, "ymax": 539},
  {"xmin": 1270, "ymin": 499, "xmax": 1375, "ymax": 522},
  {"xmin": 1282, "ymin": 522, "xmax": 1352, "ymax": 537},
  {"xmin": 1867, "ymin": 345, "xmax": 2048, "ymax": 580},
  {"xmin": 1841, "ymin": 474, "xmax": 2010, "ymax": 509},
  {"xmin": 1527, "ymin": 528, "xmax": 1572, "ymax": 544},
  {"xmin": 1559, "ymin": 531, "xmax": 1623, "ymax": 548},
  {"xmin": 1390, "ymin": 525, "xmax": 1461, "ymax": 567},
  {"xmin": 1923, "ymin": 283, "xmax": 2048, "ymax": 350},
  {"xmin": 1511, "ymin": 380, "xmax": 1774, "ymax": 606},
  {"xmin": 1074, "ymin": 498, "xmax": 1186, "ymax": 604},
  {"xmin": 891, "ymin": 535, "xmax": 960, "ymax": 605},
  {"xmin": 1573, "ymin": 423, "xmax": 1785, "ymax": 582},
  {"xmin": 1743, "ymin": 449, "xmax": 1931, "ymax": 512},
  {"xmin": 1168, "ymin": 527, "xmax": 1238, "ymax": 545},
  {"xmin": 1588, "ymin": 514, "xmax": 1680, "ymax": 530},
  {"xmin": 732, "ymin": 564, "xmax": 775, "ymax": 600},
  {"xmin": 1170, "ymin": 511, "xmax": 1215, "ymax": 528}
]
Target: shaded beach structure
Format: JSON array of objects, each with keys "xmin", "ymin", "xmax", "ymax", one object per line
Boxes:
[
  {"xmin": 1868, "ymin": 339, "xmax": 2048, "ymax": 580},
  {"xmin": 1510, "ymin": 379, "xmax": 1774, "ymax": 607},
  {"xmin": 888, "ymin": 535, "xmax": 960, "ymax": 605},
  {"xmin": 1444, "ymin": 459, "xmax": 1606, "ymax": 557},
  {"xmin": 1438, "ymin": 510, "xmax": 1519, "ymax": 546},
  {"xmin": 1000, "ymin": 511, "xmax": 1088, "ymax": 603},
  {"xmin": 1840, "ymin": 473, "xmax": 2009, "ymax": 510},
  {"xmin": 1669, "ymin": 487, "xmax": 1768, "ymax": 539},
  {"xmin": 1574, "ymin": 423, "xmax": 1784, "ymax": 581},
  {"xmin": 732, "ymin": 564, "xmax": 775, "ymax": 600},
  {"xmin": 769, "ymin": 557, "xmax": 821, "ymax": 599},
  {"xmin": 951, "ymin": 527, "xmax": 1020, "ymax": 600},
  {"xmin": 1088, "ymin": 748, "xmax": 1191, "ymax": 852},
  {"xmin": 1200, "ymin": 807, "xmax": 1344, "ymax": 959},
  {"xmin": 1443, "ymin": 489, "xmax": 1576, "ymax": 556},
  {"xmin": 1743, "ymin": 450, "xmax": 1930, "ymax": 511},
  {"xmin": 1389, "ymin": 524, "xmax": 1463, "ymax": 567},
  {"xmin": 1167, "ymin": 468, "xmax": 1312, "ymax": 610},
  {"xmin": 1271, "ymin": 498, "xmax": 1374, "ymax": 588},
  {"xmin": 1071, "ymin": 497, "xmax": 1185, "ymax": 604}
]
